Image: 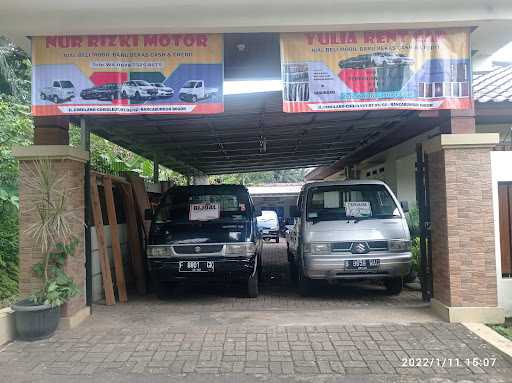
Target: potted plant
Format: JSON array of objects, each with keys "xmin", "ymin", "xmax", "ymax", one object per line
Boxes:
[{"xmin": 11, "ymin": 160, "xmax": 80, "ymax": 340}]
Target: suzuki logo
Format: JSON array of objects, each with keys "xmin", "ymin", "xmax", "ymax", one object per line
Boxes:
[
  {"xmin": 351, "ymin": 242, "xmax": 369, "ymax": 254},
  {"xmin": 194, "ymin": 246, "xmax": 201, "ymax": 253}
]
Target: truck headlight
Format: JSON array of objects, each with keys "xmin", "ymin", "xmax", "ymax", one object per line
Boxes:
[
  {"xmin": 388, "ymin": 239, "xmax": 411, "ymax": 252},
  {"xmin": 147, "ymin": 246, "xmax": 172, "ymax": 258},
  {"xmin": 225, "ymin": 243, "xmax": 256, "ymax": 256},
  {"xmin": 311, "ymin": 242, "xmax": 330, "ymax": 255}
]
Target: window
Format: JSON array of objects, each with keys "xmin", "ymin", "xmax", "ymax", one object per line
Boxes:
[
  {"xmin": 53, "ymin": 81, "xmax": 60, "ymax": 87},
  {"xmin": 155, "ymin": 192, "xmax": 249, "ymax": 223},
  {"xmin": 306, "ymin": 184, "xmax": 399, "ymax": 221}
]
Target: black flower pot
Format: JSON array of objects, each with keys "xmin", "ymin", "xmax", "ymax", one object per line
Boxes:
[{"xmin": 11, "ymin": 300, "xmax": 60, "ymax": 341}]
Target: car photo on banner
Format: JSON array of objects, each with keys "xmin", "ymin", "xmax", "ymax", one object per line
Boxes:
[
  {"xmin": 31, "ymin": 34, "xmax": 224, "ymax": 116},
  {"xmin": 280, "ymin": 28, "xmax": 472, "ymax": 113}
]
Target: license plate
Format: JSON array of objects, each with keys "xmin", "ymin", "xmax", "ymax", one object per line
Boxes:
[
  {"xmin": 179, "ymin": 261, "xmax": 214, "ymax": 273},
  {"xmin": 344, "ymin": 259, "xmax": 380, "ymax": 271}
]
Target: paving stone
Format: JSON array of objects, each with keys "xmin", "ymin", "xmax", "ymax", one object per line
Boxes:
[{"xmin": 1, "ymin": 243, "xmax": 511, "ymax": 381}]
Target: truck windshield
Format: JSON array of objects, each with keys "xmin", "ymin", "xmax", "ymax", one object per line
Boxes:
[
  {"xmin": 182, "ymin": 81, "xmax": 197, "ymax": 88},
  {"xmin": 155, "ymin": 192, "xmax": 249, "ymax": 223},
  {"xmin": 306, "ymin": 184, "xmax": 400, "ymax": 222},
  {"xmin": 60, "ymin": 81, "xmax": 74, "ymax": 88}
]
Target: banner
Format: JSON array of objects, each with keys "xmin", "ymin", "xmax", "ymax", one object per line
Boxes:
[
  {"xmin": 31, "ymin": 34, "xmax": 223, "ymax": 116},
  {"xmin": 280, "ymin": 28, "xmax": 471, "ymax": 113}
]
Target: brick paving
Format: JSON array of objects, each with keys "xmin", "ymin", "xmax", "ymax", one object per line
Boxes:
[{"xmin": 1, "ymin": 241, "xmax": 511, "ymax": 382}]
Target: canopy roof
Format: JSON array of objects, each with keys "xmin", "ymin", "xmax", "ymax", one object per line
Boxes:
[{"xmin": 79, "ymin": 91, "xmax": 437, "ymax": 176}]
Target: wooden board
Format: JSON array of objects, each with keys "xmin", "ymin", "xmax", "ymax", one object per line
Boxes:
[
  {"xmin": 90, "ymin": 175, "xmax": 116, "ymax": 305},
  {"xmin": 120, "ymin": 183, "xmax": 147, "ymax": 294},
  {"xmin": 125, "ymin": 173, "xmax": 152, "ymax": 239},
  {"xmin": 499, "ymin": 183, "xmax": 512, "ymax": 275},
  {"xmin": 103, "ymin": 176, "xmax": 128, "ymax": 303}
]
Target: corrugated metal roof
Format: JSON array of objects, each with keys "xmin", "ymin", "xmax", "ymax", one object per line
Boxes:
[{"xmin": 474, "ymin": 64, "xmax": 512, "ymax": 103}]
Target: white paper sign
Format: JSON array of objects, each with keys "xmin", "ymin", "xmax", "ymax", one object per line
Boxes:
[
  {"xmin": 345, "ymin": 201, "xmax": 372, "ymax": 218},
  {"xmin": 189, "ymin": 203, "xmax": 220, "ymax": 221}
]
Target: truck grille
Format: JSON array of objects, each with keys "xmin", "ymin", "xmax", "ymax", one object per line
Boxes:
[
  {"xmin": 331, "ymin": 241, "xmax": 388, "ymax": 252},
  {"xmin": 173, "ymin": 244, "xmax": 224, "ymax": 254}
]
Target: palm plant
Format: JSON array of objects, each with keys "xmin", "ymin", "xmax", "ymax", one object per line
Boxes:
[{"xmin": 22, "ymin": 159, "xmax": 81, "ymax": 306}]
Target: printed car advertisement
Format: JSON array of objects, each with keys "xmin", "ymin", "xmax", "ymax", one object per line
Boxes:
[
  {"xmin": 280, "ymin": 28, "xmax": 471, "ymax": 113},
  {"xmin": 31, "ymin": 34, "xmax": 223, "ymax": 116}
]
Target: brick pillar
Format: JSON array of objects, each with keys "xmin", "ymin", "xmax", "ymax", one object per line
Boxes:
[
  {"xmin": 13, "ymin": 146, "xmax": 90, "ymax": 328},
  {"xmin": 33, "ymin": 116, "xmax": 70, "ymax": 145},
  {"xmin": 426, "ymin": 133, "xmax": 504, "ymax": 323}
]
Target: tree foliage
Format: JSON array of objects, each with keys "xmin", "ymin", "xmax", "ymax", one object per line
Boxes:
[{"xmin": 0, "ymin": 97, "xmax": 33, "ymax": 301}]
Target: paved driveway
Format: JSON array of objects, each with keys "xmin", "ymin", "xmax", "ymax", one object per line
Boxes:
[{"xmin": 1, "ymin": 241, "xmax": 511, "ymax": 382}]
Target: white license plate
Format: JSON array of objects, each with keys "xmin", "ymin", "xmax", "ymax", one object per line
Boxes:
[
  {"xmin": 345, "ymin": 259, "xmax": 380, "ymax": 270},
  {"xmin": 179, "ymin": 261, "xmax": 214, "ymax": 273}
]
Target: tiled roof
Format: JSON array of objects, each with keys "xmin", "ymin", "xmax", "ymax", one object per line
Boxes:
[{"xmin": 473, "ymin": 64, "xmax": 512, "ymax": 103}]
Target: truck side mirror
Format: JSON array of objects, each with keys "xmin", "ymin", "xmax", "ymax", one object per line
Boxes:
[
  {"xmin": 144, "ymin": 208, "xmax": 153, "ymax": 220},
  {"xmin": 254, "ymin": 207, "xmax": 262, "ymax": 217},
  {"xmin": 400, "ymin": 201, "xmax": 409, "ymax": 213},
  {"xmin": 290, "ymin": 206, "xmax": 301, "ymax": 218}
]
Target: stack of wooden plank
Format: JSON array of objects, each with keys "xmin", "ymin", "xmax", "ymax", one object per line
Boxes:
[{"xmin": 90, "ymin": 172, "xmax": 150, "ymax": 305}]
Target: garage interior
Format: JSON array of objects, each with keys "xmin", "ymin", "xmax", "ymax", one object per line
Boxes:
[
  {"xmin": 65, "ymin": 33, "xmax": 449, "ymax": 308},
  {"xmin": 15, "ymin": 31, "xmax": 507, "ymax": 326}
]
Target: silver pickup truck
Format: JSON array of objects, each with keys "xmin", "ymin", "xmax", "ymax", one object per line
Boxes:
[
  {"xmin": 40, "ymin": 80, "xmax": 75, "ymax": 103},
  {"xmin": 287, "ymin": 180, "xmax": 412, "ymax": 296}
]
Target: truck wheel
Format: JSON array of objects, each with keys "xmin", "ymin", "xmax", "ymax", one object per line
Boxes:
[
  {"xmin": 191, "ymin": 95, "xmax": 198, "ymax": 103},
  {"xmin": 156, "ymin": 281, "xmax": 176, "ymax": 299},
  {"xmin": 40, "ymin": 93, "xmax": 46, "ymax": 100},
  {"xmin": 257, "ymin": 253, "xmax": 263, "ymax": 282},
  {"xmin": 275, "ymin": 237, "xmax": 280, "ymax": 244},
  {"xmin": 246, "ymin": 272, "xmax": 259, "ymax": 298},
  {"xmin": 384, "ymin": 277, "xmax": 403, "ymax": 295},
  {"xmin": 297, "ymin": 263, "xmax": 312, "ymax": 296},
  {"xmin": 121, "ymin": 91, "xmax": 128, "ymax": 99},
  {"xmin": 289, "ymin": 258, "xmax": 298, "ymax": 285},
  {"xmin": 52, "ymin": 95, "xmax": 59, "ymax": 104}
]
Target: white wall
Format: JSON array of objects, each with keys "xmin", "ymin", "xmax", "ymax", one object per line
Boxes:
[
  {"xmin": 491, "ymin": 151, "xmax": 512, "ymax": 316},
  {"xmin": 90, "ymin": 224, "xmax": 129, "ymax": 302}
]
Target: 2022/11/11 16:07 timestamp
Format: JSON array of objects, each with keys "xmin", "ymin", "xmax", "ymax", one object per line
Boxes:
[{"xmin": 401, "ymin": 357, "xmax": 497, "ymax": 368}]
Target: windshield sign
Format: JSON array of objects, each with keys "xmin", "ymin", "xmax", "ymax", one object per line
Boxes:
[
  {"xmin": 345, "ymin": 201, "xmax": 372, "ymax": 218},
  {"xmin": 189, "ymin": 202, "xmax": 220, "ymax": 221},
  {"xmin": 306, "ymin": 184, "xmax": 399, "ymax": 221}
]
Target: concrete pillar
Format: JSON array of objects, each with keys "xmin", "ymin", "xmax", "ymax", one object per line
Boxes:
[
  {"xmin": 13, "ymin": 145, "xmax": 90, "ymax": 328},
  {"xmin": 426, "ymin": 133, "xmax": 505, "ymax": 323},
  {"xmin": 33, "ymin": 116, "xmax": 70, "ymax": 145}
]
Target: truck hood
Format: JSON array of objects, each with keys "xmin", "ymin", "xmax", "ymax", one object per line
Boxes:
[
  {"xmin": 304, "ymin": 218, "xmax": 408, "ymax": 242},
  {"xmin": 149, "ymin": 221, "xmax": 251, "ymax": 245}
]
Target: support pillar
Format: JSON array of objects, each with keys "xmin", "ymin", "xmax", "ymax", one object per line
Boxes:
[
  {"xmin": 13, "ymin": 145, "xmax": 90, "ymax": 328},
  {"xmin": 33, "ymin": 116, "xmax": 70, "ymax": 145},
  {"xmin": 426, "ymin": 133, "xmax": 505, "ymax": 323}
]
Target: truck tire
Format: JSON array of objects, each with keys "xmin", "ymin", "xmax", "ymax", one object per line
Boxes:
[
  {"xmin": 40, "ymin": 93, "xmax": 46, "ymax": 100},
  {"xmin": 246, "ymin": 272, "xmax": 259, "ymax": 298},
  {"xmin": 275, "ymin": 237, "xmax": 280, "ymax": 243},
  {"xmin": 257, "ymin": 253, "xmax": 263, "ymax": 282},
  {"xmin": 384, "ymin": 277, "xmax": 403, "ymax": 295},
  {"xmin": 191, "ymin": 95, "xmax": 198, "ymax": 103},
  {"xmin": 156, "ymin": 281, "xmax": 176, "ymax": 299},
  {"xmin": 289, "ymin": 258, "xmax": 298, "ymax": 285},
  {"xmin": 122, "ymin": 90, "xmax": 128, "ymax": 99},
  {"xmin": 52, "ymin": 95, "xmax": 59, "ymax": 104},
  {"xmin": 297, "ymin": 263, "xmax": 312, "ymax": 296}
]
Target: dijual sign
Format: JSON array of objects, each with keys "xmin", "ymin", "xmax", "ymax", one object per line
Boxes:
[
  {"xmin": 280, "ymin": 28, "xmax": 471, "ymax": 113},
  {"xmin": 31, "ymin": 34, "xmax": 224, "ymax": 116}
]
